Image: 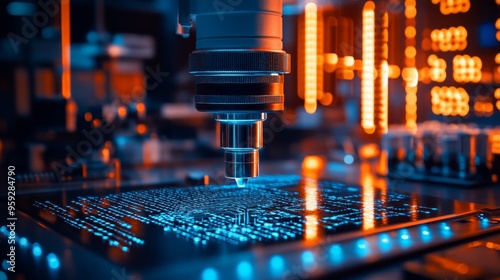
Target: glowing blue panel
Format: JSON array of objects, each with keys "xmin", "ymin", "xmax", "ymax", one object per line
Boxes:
[
  {"xmin": 202, "ymin": 268, "xmax": 218, "ymax": 280},
  {"xmin": 47, "ymin": 253, "xmax": 60, "ymax": 270},
  {"xmin": 0, "ymin": 271, "xmax": 7, "ymax": 280},
  {"xmin": 32, "ymin": 243, "xmax": 42, "ymax": 257}
]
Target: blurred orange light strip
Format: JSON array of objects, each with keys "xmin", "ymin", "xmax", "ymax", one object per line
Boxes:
[
  {"xmin": 361, "ymin": 1, "xmax": 375, "ymax": 134},
  {"xmin": 61, "ymin": 0, "xmax": 71, "ymax": 99},
  {"xmin": 404, "ymin": 0, "xmax": 417, "ymax": 131},
  {"xmin": 304, "ymin": 2, "xmax": 318, "ymax": 114}
]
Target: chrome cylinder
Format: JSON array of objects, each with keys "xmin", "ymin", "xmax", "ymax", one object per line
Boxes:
[{"xmin": 216, "ymin": 113, "xmax": 266, "ymax": 179}]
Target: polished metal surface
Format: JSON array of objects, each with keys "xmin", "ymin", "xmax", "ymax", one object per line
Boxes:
[{"xmin": 217, "ymin": 113, "xmax": 265, "ymax": 179}]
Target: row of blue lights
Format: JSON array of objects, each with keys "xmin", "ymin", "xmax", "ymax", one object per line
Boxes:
[
  {"xmin": 0, "ymin": 228, "xmax": 60, "ymax": 272},
  {"xmin": 198, "ymin": 221, "xmax": 462, "ymax": 279}
]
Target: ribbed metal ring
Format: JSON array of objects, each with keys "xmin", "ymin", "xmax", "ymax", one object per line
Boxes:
[
  {"xmin": 195, "ymin": 75, "xmax": 283, "ymax": 84},
  {"xmin": 195, "ymin": 95, "xmax": 283, "ymax": 104},
  {"xmin": 189, "ymin": 51, "xmax": 291, "ymax": 73}
]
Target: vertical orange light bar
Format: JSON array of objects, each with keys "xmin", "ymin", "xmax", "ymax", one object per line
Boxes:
[
  {"xmin": 304, "ymin": 2, "xmax": 318, "ymax": 114},
  {"xmin": 362, "ymin": 1, "xmax": 375, "ymax": 134},
  {"xmin": 61, "ymin": 0, "xmax": 71, "ymax": 99},
  {"xmin": 404, "ymin": 0, "xmax": 418, "ymax": 131},
  {"xmin": 374, "ymin": 9, "xmax": 389, "ymax": 134},
  {"xmin": 305, "ymin": 179, "xmax": 318, "ymax": 240}
]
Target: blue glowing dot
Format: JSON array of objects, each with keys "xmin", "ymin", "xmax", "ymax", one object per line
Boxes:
[
  {"xmin": 0, "ymin": 271, "xmax": 7, "ymax": 280},
  {"xmin": 32, "ymin": 243, "xmax": 42, "ymax": 257},
  {"xmin": 122, "ymin": 246, "xmax": 129, "ymax": 252},
  {"xmin": 329, "ymin": 245, "xmax": 343, "ymax": 264},
  {"xmin": 344, "ymin": 155, "xmax": 354, "ymax": 165},
  {"xmin": 270, "ymin": 255, "xmax": 284, "ymax": 271},
  {"xmin": 19, "ymin": 237, "xmax": 28, "ymax": 247},
  {"xmin": 401, "ymin": 234, "xmax": 409, "ymax": 240},
  {"xmin": 201, "ymin": 268, "xmax": 218, "ymax": 280},
  {"xmin": 46, "ymin": 253, "xmax": 60, "ymax": 269},
  {"xmin": 329, "ymin": 245, "xmax": 342, "ymax": 255},
  {"xmin": 357, "ymin": 240, "xmax": 367, "ymax": 249},
  {"xmin": 301, "ymin": 251, "xmax": 315, "ymax": 269},
  {"xmin": 2, "ymin": 260, "xmax": 9, "ymax": 270},
  {"xmin": 422, "ymin": 230, "xmax": 430, "ymax": 236},
  {"xmin": 381, "ymin": 237, "xmax": 390, "ymax": 243},
  {"xmin": 0, "ymin": 227, "xmax": 6, "ymax": 234},
  {"xmin": 237, "ymin": 261, "xmax": 252, "ymax": 278}
]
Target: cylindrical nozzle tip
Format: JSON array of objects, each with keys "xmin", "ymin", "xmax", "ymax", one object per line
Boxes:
[{"xmin": 235, "ymin": 178, "xmax": 249, "ymax": 188}]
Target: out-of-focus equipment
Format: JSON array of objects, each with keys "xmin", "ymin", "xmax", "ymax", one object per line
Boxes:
[{"xmin": 380, "ymin": 122, "xmax": 500, "ymax": 186}]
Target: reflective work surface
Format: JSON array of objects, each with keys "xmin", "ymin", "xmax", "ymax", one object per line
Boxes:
[{"xmin": 9, "ymin": 174, "xmax": 499, "ymax": 280}]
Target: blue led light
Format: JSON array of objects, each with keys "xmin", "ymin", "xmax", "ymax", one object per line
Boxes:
[
  {"xmin": 19, "ymin": 237, "xmax": 28, "ymax": 247},
  {"xmin": 401, "ymin": 234, "xmax": 409, "ymax": 240},
  {"xmin": 357, "ymin": 240, "xmax": 367, "ymax": 249},
  {"xmin": 270, "ymin": 255, "xmax": 285, "ymax": 272},
  {"xmin": 343, "ymin": 155, "xmax": 354, "ymax": 165},
  {"xmin": 2, "ymin": 260, "xmax": 9, "ymax": 270},
  {"xmin": 302, "ymin": 251, "xmax": 315, "ymax": 269},
  {"xmin": 32, "ymin": 243, "xmax": 42, "ymax": 257},
  {"xmin": 7, "ymin": 2, "xmax": 36, "ymax": 16},
  {"xmin": 202, "ymin": 268, "xmax": 218, "ymax": 280},
  {"xmin": 481, "ymin": 218, "xmax": 489, "ymax": 228},
  {"xmin": 122, "ymin": 246, "xmax": 129, "ymax": 252},
  {"xmin": 329, "ymin": 245, "xmax": 343, "ymax": 264},
  {"xmin": 440, "ymin": 223, "xmax": 452, "ymax": 238},
  {"xmin": 379, "ymin": 233, "xmax": 392, "ymax": 252},
  {"xmin": 237, "ymin": 261, "xmax": 252, "ymax": 278},
  {"xmin": 356, "ymin": 239, "xmax": 370, "ymax": 257},
  {"xmin": 419, "ymin": 226, "xmax": 432, "ymax": 243},
  {"xmin": 47, "ymin": 253, "xmax": 60, "ymax": 270}
]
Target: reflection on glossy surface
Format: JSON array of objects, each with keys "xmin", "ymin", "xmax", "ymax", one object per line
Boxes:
[
  {"xmin": 361, "ymin": 163, "xmax": 375, "ymax": 230},
  {"xmin": 201, "ymin": 268, "xmax": 218, "ymax": 280},
  {"xmin": 303, "ymin": 178, "xmax": 319, "ymax": 241},
  {"xmin": 47, "ymin": 253, "xmax": 60, "ymax": 269},
  {"xmin": 269, "ymin": 255, "xmax": 285, "ymax": 275},
  {"xmin": 236, "ymin": 261, "xmax": 252, "ymax": 279},
  {"xmin": 16, "ymin": 174, "xmax": 478, "ymax": 268}
]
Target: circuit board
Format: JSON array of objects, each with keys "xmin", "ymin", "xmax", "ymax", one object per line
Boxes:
[{"xmin": 18, "ymin": 175, "xmax": 460, "ymax": 268}]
